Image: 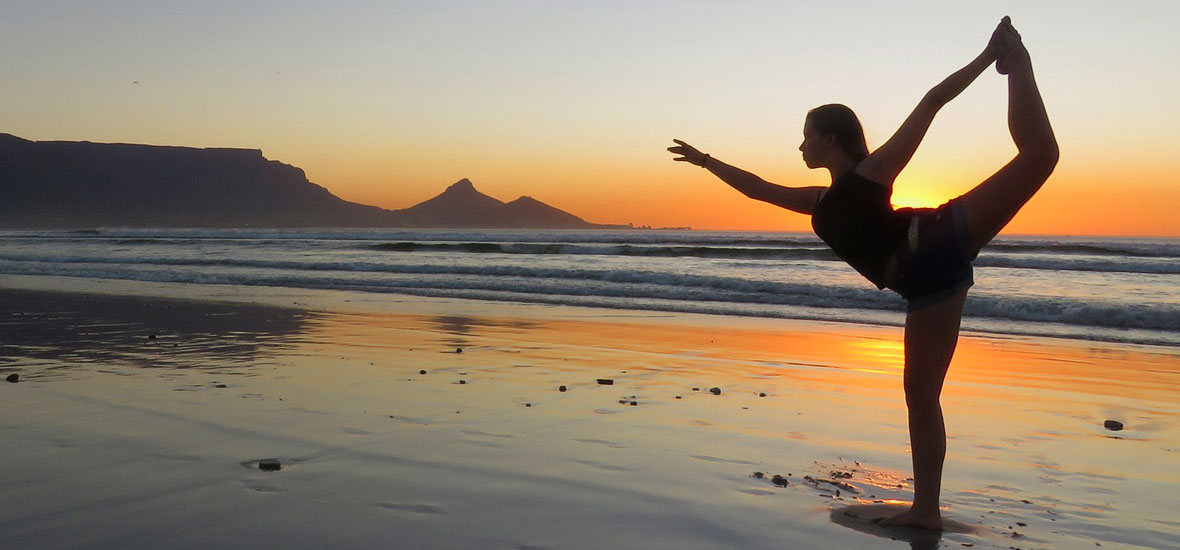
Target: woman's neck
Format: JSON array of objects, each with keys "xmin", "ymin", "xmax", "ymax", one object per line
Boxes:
[{"xmin": 825, "ymin": 155, "xmax": 859, "ymax": 182}]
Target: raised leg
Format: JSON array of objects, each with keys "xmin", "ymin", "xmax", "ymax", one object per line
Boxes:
[
  {"xmin": 882, "ymin": 287, "xmax": 969, "ymax": 531},
  {"xmin": 959, "ymin": 22, "xmax": 1059, "ymax": 258}
]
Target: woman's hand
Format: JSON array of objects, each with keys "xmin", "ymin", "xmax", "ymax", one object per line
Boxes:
[
  {"xmin": 991, "ymin": 16, "xmax": 1024, "ymax": 75},
  {"xmin": 984, "ymin": 17, "xmax": 1008, "ymax": 63},
  {"xmin": 667, "ymin": 139, "xmax": 708, "ymax": 167}
]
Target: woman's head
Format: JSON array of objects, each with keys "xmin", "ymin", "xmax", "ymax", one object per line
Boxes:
[{"xmin": 800, "ymin": 104, "xmax": 868, "ymax": 167}]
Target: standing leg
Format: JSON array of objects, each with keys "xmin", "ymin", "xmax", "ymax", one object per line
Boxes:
[
  {"xmin": 959, "ymin": 23, "xmax": 1059, "ymax": 257},
  {"xmin": 882, "ymin": 287, "xmax": 969, "ymax": 531}
]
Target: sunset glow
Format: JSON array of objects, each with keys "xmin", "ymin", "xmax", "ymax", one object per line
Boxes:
[{"xmin": 3, "ymin": 1, "xmax": 1178, "ymax": 235}]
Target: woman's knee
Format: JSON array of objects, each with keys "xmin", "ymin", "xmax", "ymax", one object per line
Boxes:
[{"xmin": 903, "ymin": 375, "xmax": 944, "ymax": 411}]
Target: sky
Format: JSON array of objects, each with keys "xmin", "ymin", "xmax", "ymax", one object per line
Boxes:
[{"xmin": 3, "ymin": 0, "xmax": 1179, "ymax": 235}]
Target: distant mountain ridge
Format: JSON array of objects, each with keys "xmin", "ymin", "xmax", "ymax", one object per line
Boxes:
[{"xmin": 0, "ymin": 133, "xmax": 625, "ymax": 229}]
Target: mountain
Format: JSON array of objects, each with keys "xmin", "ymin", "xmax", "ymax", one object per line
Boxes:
[
  {"xmin": 0, "ymin": 134, "xmax": 626, "ymax": 229},
  {"xmin": 400, "ymin": 178, "xmax": 506, "ymax": 227},
  {"xmin": 0, "ymin": 133, "xmax": 398, "ymax": 227}
]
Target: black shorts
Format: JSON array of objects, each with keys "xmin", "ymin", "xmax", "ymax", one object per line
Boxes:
[{"xmin": 889, "ymin": 199, "xmax": 975, "ymax": 312}]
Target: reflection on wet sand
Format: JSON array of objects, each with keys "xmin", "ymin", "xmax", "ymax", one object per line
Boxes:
[{"xmin": 0, "ymin": 288, "xmax": 313, "ymax": 377}]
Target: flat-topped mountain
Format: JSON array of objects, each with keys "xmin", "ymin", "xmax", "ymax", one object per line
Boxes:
[{"xmin": 0, "ymin": 134, "xmax": 624, "ymax": 229}]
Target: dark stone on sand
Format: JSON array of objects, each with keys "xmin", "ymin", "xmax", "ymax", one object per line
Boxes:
[
  {"xmin": 675, "ymin": 396, "xmax": 682, "ymax": 399},
  {"xmin": 5, "ymin": 373, "xmax": 18, "ymax": 383},
  {"xmin": 258, "ymin": 459, "xmax": 282, "ymax": 471},
  {"xmin": 629, "ymin": 401, "xmax": 637, "ymax": 406},
  {"xmin": 458, "ymin": 380, "xmax": 467, "ymax": 385},
  {"xmin": 596, "ymin": 378, "xmax": 614, "ymax": 385},
  {"xmin": 215, "ymin": 384, "xmax": 227, "ymax": 388},
  {"xmin": 525, "ymin": 403, "xmax": 532, "ymax": 407},
  {"xmin": 709, "ymin": 387, "xmax": 722, "ymax": 395},
  {"xmin": 692, "ymin": 387, "xmax": 700, "ymax": 391},
  {"xmin": 759, "ymin": 392, "xmax": 766, "ymax": 397},
  {"xmin": 559, "ymin": 385, "xmax": 567, "ymax": 392},
  {"xmin": 419, "ymin": 370, "xmax": 427, "ymax": 375},
  {"xmin": 752, "ymin": 471, "xmax": 765, "ymax": 479},
  {"xmin": 771, "ymin": 474, "xmax": 790, "ymax": 487},
  {"xmin": 1104, "ymin": 420, "xmax": 1124, "ymax": 431},
  {"xmin": 455, "ymin": 348, "xmax": 463, "ymax": 354}
]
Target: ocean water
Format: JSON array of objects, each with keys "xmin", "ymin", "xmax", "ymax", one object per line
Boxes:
[{"xmin": 1, "ymin": 229, "xmax": 1177, "ymax": 347}]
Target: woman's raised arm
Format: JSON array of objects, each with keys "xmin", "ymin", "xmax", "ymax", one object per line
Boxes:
[
  {"xmin": 856, "ymin": 18, "xmax": 1009, "ymax": 186},
  {"xmin": 668, "ymin": 139, "xmax": 826, "ymax": 215}
]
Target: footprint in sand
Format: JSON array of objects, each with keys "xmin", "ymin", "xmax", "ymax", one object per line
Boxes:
[
  {"xmin": 573, "ymin": 459, "xmax": 628, "ymax": 472},
  {"xmin": 376, "ymin": 502, "xmax": 445, "ymax": 515}
]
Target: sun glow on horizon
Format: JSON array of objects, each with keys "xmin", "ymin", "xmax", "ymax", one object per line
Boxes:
[{"xmin": 2, "ymin": 2, "xmax": 1179, "ymax": 236}]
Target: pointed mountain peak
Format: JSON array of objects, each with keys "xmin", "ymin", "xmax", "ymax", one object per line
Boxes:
[{"xmin": 448, "ymin": 178, "xmax": 476, "ymax": 191}]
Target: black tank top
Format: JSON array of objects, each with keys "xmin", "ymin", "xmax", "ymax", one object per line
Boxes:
[{"xmin": 810, "ymin": 170, "xmax": 909, "ymax": 289}]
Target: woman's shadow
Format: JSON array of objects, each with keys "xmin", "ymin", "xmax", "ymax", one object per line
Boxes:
[{"xmin": 830, "ymin": 503, "xmax": 978, "ymax": 550}]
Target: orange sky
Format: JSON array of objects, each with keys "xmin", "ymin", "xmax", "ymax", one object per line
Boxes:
[{"xmin": 2, "ymin": 2, "xmax": 1178, "ymax": 235}]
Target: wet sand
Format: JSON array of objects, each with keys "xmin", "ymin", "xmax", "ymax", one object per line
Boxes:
[{"xmin": 2, "ymin": 276, "xmax": 1179, "ymax": 550}]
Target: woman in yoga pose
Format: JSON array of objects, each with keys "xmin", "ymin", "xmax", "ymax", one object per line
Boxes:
[{"xmin": 667, "ymin": 17, "xmax": 1057, "ymax": 530}]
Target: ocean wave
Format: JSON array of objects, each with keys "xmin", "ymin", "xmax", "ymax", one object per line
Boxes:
[
  {"xmin": 2, "ymin": 256, "xmax": 1177, "ymax": 335},
  {"xmin": 368, "ymin": 242, "xmax": 837, "ymax": 260}
]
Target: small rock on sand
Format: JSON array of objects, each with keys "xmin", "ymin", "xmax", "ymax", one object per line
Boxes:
[
  {"xmin": 419, "ymin": 370, "xmax": 427, "ymax": 375},
  {"xmin": 752, "ymin": 471, "xmax": 765, "ymax": 479},
  {"xmin": 596, "ymin": 378, "xmax": 614, "ymax": 385},
  {"xmin": 5, "ymin": 374, "xmax": 18, "ymax": 383},
  {"xmin": 1104, "ymin": 420, "xmax": 1124, "ymax": 431},
  {"xmin": 771, "ymin": 474, "xmax": 789, "ymax": 487},
  {"xmin": 458, "ymin": 380, "xmax": 467, "ymax": 385},
  {"xmin": 759, "ymin": 392, "xmax": 766, "ymax": 397},
  {"xmin": 559, "ymin": 385, "xmax": 567, "ymax": 392},
  {"xmin": 258, "ymin": 459, "xmax": 282, "ymax": 472},
  {"xmin": 709, "ymin": 387, "xmax": 722, "ymax": 395}
]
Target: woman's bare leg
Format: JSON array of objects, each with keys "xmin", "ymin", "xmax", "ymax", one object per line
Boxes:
[
  {"xmin": 960, "ymin": 22, "xmax": 1059, "ymax": 257},
  {"xmin": 882, "ymin": 287, "xmax": 969, "ymax": 530}
]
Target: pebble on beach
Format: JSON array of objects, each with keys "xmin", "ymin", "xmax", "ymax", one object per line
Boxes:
[
  {"xmin": 558, "ymin": 385, "xmax": 567, "ymax": 392},
  {"xmin": 709, "ymin": 387, "xmax": 722, "ymax": 395},
  {"xmin": 596, "ymin": 378, "xmax": 614, "ymax": 385},
  {"xmin": 258, "ymin": 459, "xmax": 282, "ymax": 472},
  {"xmin": 455, "ymin": 348, "xmax": 463, "ymax": 354},
  {"xmin": 771, "ymin": 474, "xmax": 790, "ymax": 487},
  {"xmin": 1104, "ymin": 420, "xmax": 1124, "ymax": 431},
  {"xmin": 5, "ymin": 373, "xmax": 18, "ymax": 383},
  {"xmin": 419, "ymin": 370, "xmax": 427, "ymax": 375}
]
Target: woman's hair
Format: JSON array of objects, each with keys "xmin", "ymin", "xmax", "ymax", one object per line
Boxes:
[{"xmin": 806, "ymin": 104, "xmax": 869, "ymax": 162}]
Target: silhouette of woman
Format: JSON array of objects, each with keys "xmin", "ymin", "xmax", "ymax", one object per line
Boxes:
[{"xmin": 668, "ymin": 17, "xmax": 1057, "ymax": 530}]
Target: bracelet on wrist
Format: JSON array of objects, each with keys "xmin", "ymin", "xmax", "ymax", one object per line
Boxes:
[{"xmin": 700, "ymin": 153, "xmax": 710, "ymax": 168}]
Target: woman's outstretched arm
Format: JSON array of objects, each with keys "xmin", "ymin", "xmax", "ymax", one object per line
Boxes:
[
  {"xmin": 668, "ymin": 139, "xmax": 826, "ymax": 215},
  {"xmin": 857, "ymin": 20, "xmax": 1007, "ymax": 186}
]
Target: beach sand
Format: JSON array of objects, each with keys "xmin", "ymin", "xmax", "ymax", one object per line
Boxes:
[{"xmin": 2, "ymin": 276, "xmax": 1179, "ymax": 550}]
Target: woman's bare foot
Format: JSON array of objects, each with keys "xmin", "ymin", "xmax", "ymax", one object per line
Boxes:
[
  {"xmin": 995, "ymin": 16, "xmax": 1029, "ymax": 75},
  {"xmin": 880, "ymin": 507, "xmax": 944, "ymax": 531}
]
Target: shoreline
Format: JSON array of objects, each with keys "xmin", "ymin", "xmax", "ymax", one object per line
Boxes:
[{"xmin": 3, "ymin": 277, "xmax": 1179, "ymax": 549}]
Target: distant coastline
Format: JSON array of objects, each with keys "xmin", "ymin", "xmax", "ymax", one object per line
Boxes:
[{"xmin": 0, "ymin": 133, "xmax": 630, "ymax": 230}]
